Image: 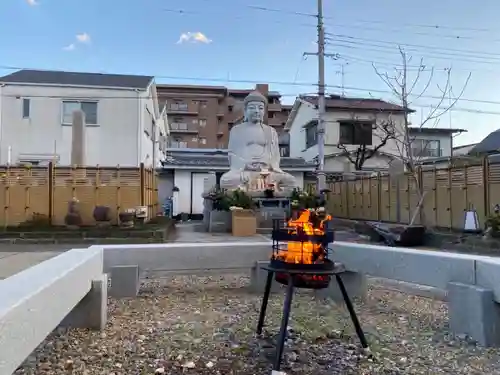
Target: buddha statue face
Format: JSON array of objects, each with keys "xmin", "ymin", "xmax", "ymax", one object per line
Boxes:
[{"xmin": 245, "ymin": 100, "xmax": 265, "ymax": 124}]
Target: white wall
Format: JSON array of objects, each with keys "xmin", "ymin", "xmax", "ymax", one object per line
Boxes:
[
  {"xmin": 0, "ymin": 83, "xmax": 164, "ymax": 167},
  {"xmin": 288, "ymin": 100, "xmax": 317, "ymax": 161},
  {"xmin": 139, "ymin": 83, "xmax": 166, "ymax": 168},
  {"xmin": 172, "ymin": 170, "xmax": 191, "ymax": 216}
]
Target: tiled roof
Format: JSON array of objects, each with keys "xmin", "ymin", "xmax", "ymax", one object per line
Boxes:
[
  {"xmin": 0, "ymin": 69, "xmax": 153, "ymax": 89},
  {"xmin": 161, "ymin": 154, "xmax": 315, "ymax": 170},
  {"xmin": 469, "ymin": 129, "xmax": 500, "ymax": 155},
  {"xmin": 301, "ymin": 95, "xmax": 413, "ymax": 113}
]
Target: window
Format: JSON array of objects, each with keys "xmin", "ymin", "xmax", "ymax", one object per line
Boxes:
[
  {"xmin": 228, "ymin": 105, "xmax": 233, "ymax": 112},
  {"xmin": 192, "ymin": 119, "xmax": 198, "ymax": 125},
  {"xmin": 192, "ymin": 136, "xmax": 198, "ymax": 142},
  {"xmin": 305, "ymin": 121, "xmax": 318, "ymax": 148},
  {"xmin": 199, "ymin": 137, "xmax": 207, "ymax": 145},
  {"xmin": 170, "ymin": 101, "xmax": 188, "ymax": 110},
  {"xmin": 62, "ymin": 101, "xmax": 98, "ymax": 125},
  {"xmin": 22, "ymin": 98, "xmax": 30, "ymax": 118},
  {"xmin": 199, "ymin": 100, "xmax": 207, "ymax": 109},
  {"xmin": 412, "ymin": 139, "xmax": 441, "ymax": 157},
  {"xmin": 339, "ymin": 121, "xmax": 373, "ymax": 145},
  {"xmin": 199, "ymin": 119, "xmax": 207, "ymax": 127}
]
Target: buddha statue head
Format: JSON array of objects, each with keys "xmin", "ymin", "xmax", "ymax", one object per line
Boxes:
[{"xmin": 243, "ymin": 90, "xmax": 267, "ymax": 124}]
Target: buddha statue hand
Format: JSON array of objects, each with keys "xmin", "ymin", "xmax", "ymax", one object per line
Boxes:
[{"xmin": 244, "ymin": 161, "xmax": 269, "ymax": 172}]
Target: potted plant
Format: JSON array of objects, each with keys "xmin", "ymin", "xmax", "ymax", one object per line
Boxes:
[
  {"xmin": 229, "ymin": 189, "xmax": 257, "ymax": 236},
  {"xmin": 93, "ymin": 205, "xmax": 111, "ymax": 227}
]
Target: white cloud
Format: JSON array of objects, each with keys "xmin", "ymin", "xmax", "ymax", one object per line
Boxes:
[
  {"xmin": 76, "ymin": 32, "xmax": 91, "ymax": 44},
  {"xmin": 63, "ymin": 43, "xmax": 75, "ymax": 51},
  {"xmin": 177, "ymin": 32, "xmax": 212, "ymax": 44},
  {"xmin": 26, "ymin": 0, "xmax": 39, "ymax": 5}
]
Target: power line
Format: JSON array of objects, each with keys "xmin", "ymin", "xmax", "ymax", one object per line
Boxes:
[
  {"xmin": 337, "ymin": 53, "xmax": 497, "ymax": 74},
  {"xmin": 326, "ymin": 33, "xmax": 500, "ymax": 59},
  {"xmin": 165, "ymin": 5, "xmax": 500, "ymax": 45},
  {"xmin": 326, "ymin": 41, "xmax": 500, "ymax": 66},
  {"xmin": 2, "ymin": 65, "xmax": 500, "ymax": 108},
  {"xmin": 326, "ymin": 38, "xmax": 500, "ymax": 63}
]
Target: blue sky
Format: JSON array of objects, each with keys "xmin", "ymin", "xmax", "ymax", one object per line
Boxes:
[{"xmin": 1, "ymin": 0, "xmax": 500, "ymax": 146}]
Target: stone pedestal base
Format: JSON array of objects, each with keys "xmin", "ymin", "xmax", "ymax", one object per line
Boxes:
[
  {"xmin": 110, "ymin": 265, "xmax": 140, "ymax": 298},
  {"xmin": 59, "ymin": 274, "xmax": 108, "ymax": 330},
  {"xmin": 254, "ymin": 198, "xmax": 290, "ymax": 228},
  {"xmin": 448, "ymin": 282, "xmax": 500, "ymax": 347}
]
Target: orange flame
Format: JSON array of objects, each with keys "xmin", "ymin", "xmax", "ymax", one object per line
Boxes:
[{"xmin": 277, "ymin": 209, "xmax": 332, "ymax": 264}]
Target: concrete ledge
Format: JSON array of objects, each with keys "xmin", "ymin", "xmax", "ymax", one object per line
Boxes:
[
  {"xmin": 101, "ymin": 242, "xmax": 273, "ymax": 274},
  {"xmin": 0, "ymin": 247, "xmax": 103, "ymax": 374},
  {"xmin": 475, "ymin": 258, "xmax": 500, "ymax": 304},
  {"xmin": 331, "ymin": 241, "xmax": 478, "ymax": 290}
]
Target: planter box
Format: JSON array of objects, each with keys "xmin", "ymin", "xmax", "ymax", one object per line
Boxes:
[{"xmin": 232, "ymin": 210, "xmax": 257, "ymax": 237}]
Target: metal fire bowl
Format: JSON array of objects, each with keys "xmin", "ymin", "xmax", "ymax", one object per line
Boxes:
[{"xmin": 268, "ymin": 258, "xmax": 336, "ymax": 290}]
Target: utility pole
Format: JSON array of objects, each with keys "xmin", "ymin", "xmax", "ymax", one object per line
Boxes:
[
  {"xmin": 316, "ymin": 0, "xmax": 326, "ymax": 194},
  {"xmin": 304, "ymin": 0, "xmax": 335, "ymax": 195}
]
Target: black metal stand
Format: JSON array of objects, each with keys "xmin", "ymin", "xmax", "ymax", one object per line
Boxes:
[{"xmin": 256, "ymin": 264, "xmax": 369, "ymax": 372}]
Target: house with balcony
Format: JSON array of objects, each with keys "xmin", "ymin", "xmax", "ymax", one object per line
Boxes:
[
  {"xmin": 285, "ymin": 95, "xmax": 463, "ymax": 173},
  {"xmin": 0, "ymin": 69, "xmax": 168, "ymax": 167}
]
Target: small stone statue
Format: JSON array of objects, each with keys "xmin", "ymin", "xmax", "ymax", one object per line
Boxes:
[{"xmin": 220, "ymin": 90, "xmax": 296, "ymax": 195}]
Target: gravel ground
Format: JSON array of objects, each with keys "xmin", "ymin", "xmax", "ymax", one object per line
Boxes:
[{"xmin": 15, "ymin": 275, "xmax": 500, "ymax": 375}]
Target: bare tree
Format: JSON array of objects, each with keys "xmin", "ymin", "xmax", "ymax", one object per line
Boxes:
[
  {"xmin": 336, "ymin": 115, "xmax": 397, "ymax": 171},
  {"xmin": 373, "ymin": 47, "xmax": 471, "ymax": 225}
]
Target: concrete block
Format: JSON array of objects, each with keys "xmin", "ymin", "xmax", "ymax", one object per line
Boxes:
[
  {"xmin": 60, "ymin": 273, "xmax": 108, "ymax": 330},
  {"xmin": 331, "ymin": 242, "xmax": 477, "ymax": 290},
  {"xmin": 315, "ymin": 271, "xmax": 367, "ymax": 302},
  {"xmin": 447, "ymin": 282, "xmax": 500, "ymax": 347},
  {"xmin": 250, "ymin": 261, "xmax": 281, "ymax": 294},
  {"xmin": 110, "ymin": 265, "xmax": 140, "ymax": 298}
]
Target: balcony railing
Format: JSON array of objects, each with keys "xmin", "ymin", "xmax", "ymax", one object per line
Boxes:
[
  {"xmin": 170, "ymin": 123, "xmax": 198, "ymax": 133},
  {"xmin": 167, "ymin": 103, "xmax": 199, "ymax": 114}
]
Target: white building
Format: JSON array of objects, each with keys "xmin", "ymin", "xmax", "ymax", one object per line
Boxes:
[
  {"xmin": 285, "ymin": 95, "xmax": 463, "ymax": 172},
  {"xmin": 0, "ymin": 69, "xmax": 168, "ymax": 167}
]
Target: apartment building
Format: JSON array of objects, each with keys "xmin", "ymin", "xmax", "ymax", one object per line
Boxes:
[{"xmin": 156, "ymin": 83, "xmax": 292, "ymax": 149}]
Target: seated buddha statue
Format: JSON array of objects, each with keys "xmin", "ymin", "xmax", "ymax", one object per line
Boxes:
[{"xmin": 220, "ymin": 90, "xmax": 297, "ymax": 195}]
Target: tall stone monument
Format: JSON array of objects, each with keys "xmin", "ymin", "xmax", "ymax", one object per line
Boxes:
[
  {"xmin": 220, "ymin": 90, "xmax": 296, "ymax": 196},
  {"xmin": 71, "ymin": 110, "xmax": 85, "ymax": 166}
]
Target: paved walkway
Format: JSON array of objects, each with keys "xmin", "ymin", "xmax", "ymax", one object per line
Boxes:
[{"xmin": 0, "ymin": 251, "xmax": 63, "ymax": 279}]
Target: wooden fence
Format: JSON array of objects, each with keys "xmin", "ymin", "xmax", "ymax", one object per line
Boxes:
[
  {"xmin": 0, "ymin": 163, "xmax": 158, "ymax": 226},
  {"xmin": 327, "ymin": 158, "xmax": 500, "ymax": 230}
]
